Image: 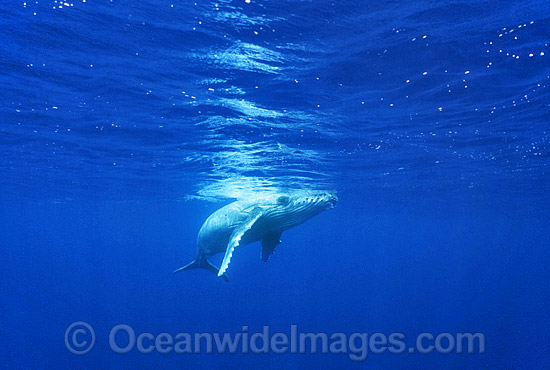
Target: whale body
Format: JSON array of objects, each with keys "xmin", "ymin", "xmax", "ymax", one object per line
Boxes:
[{"xmin": 174, "ymin": 191, "xmax": 337, "ymax": 280}]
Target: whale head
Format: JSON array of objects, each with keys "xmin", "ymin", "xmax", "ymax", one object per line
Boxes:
[
  {"xmin": 275, "ymin": 191, "xmax": 337, "ymax": 210},
  {"xmin": 262, "ymin": 191, "xmax": 338, "ymax": 231}
]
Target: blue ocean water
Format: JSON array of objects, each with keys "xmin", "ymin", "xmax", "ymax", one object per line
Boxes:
[{"xmin": 1, "ymin": 0, "xmax": 549, "ymax": 368}]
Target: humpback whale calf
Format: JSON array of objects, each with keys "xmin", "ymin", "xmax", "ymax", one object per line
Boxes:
[{"xmin": 174, "ymin": 191, "xmax": 337, "ymax": 280}]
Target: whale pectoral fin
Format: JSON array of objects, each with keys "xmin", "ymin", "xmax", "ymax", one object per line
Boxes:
[
  {"xmin": 218, "ymin": 207, "xmax": 264, "ymax": 276},
  {"xmin": 261, "ymin": 232, "xmax": 282, "ymax": 262}
]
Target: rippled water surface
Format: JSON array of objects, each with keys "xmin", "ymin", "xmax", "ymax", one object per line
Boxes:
[{"xmin": 2, "ymin": 0, "xmax": 549, "ymax": 200}]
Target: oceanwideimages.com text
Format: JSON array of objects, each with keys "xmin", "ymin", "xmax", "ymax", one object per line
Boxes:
[{"xmin": 65, "ymin": 322, "xmax": 486, "ymax": 361}]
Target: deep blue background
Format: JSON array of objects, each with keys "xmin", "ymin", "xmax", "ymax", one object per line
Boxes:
[
  {"xmin": 1, "ymin": 193, "xmax": 549, "ymax": 368},
  {"xmin": 1, "ymin": 0, "xmax": 549, "ymax": 368}
]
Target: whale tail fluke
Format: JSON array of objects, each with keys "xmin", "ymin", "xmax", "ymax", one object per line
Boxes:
[{"xmin": 173, "ymin": 255, "xmax": 229, "ymax": 282}]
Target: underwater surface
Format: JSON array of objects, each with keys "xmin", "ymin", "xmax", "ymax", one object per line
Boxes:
[{"xmin": 0, "ymin": 0, "xmax": 549, "ymax": 368}]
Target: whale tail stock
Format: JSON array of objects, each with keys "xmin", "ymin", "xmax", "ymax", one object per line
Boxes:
[{"xmin": 173, "ymin": 254, "xmax": 229, "ymax": 282}]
